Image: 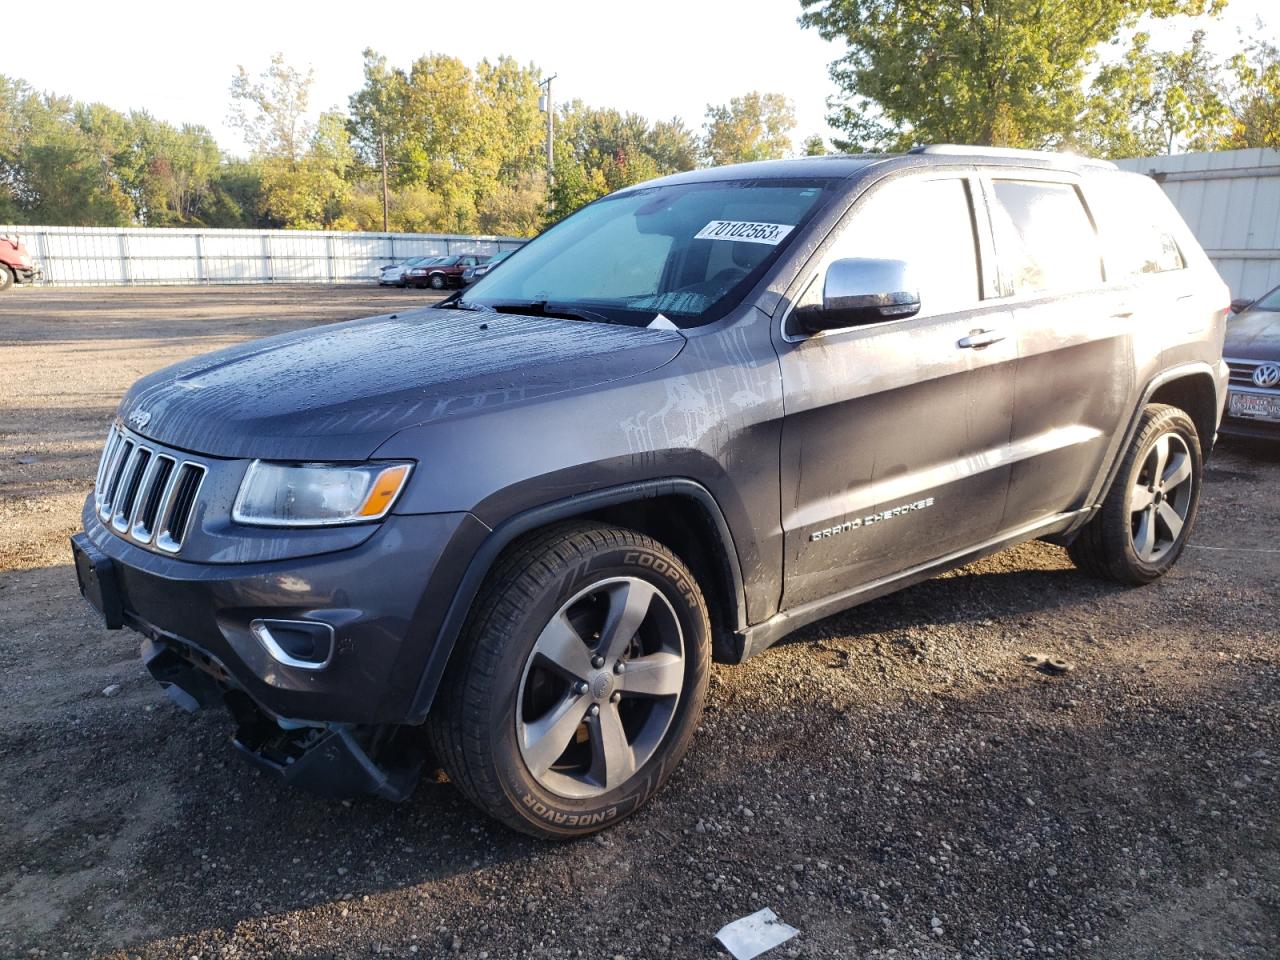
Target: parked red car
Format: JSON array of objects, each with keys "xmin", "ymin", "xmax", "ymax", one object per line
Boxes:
[
  {"xmin": 405, "ymin": 254, "xmax": 489, "ymax": 290},
  {"xmin": 0, "ymin": 235, "xmax": 40, "ymax": 290}
]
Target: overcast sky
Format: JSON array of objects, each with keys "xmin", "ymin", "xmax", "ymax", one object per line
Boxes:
[{"xmin": 12, "ymin": 0, "xmax": 1274, "ymax": 156}]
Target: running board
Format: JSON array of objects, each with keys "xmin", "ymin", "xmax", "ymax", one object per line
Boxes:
[{"xmin": 734, "ymin": 510, "xmax": 1090, "ymax": 661}]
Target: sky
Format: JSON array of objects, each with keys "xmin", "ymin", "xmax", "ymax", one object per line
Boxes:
[{"xmin": 9, "ymin": 0, "xmax": 1276, "ymax": 157}]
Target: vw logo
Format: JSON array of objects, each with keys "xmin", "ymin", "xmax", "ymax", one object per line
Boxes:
[
  {"xmin": 127, "ymin": 409, "xmax": 151, "ymax": 429},
  {"xmin": 1253, "ymin": 362, "xmax": 1280, "ymax": 389}
]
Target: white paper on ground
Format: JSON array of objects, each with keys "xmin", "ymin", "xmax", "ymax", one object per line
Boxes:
[{"xmin": 714, "ymin": 907, "xmax": 799, "ymax": 960}]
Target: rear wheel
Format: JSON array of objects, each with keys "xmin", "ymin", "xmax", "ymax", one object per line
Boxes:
[
  {"xmin": 1068, "ymin": 403, "xmax": 1202, "ymax": 585},
  {"xmin": 428, "ymin": 523, "xmax": 710, "ymax": 838},
  {"xmin": 0, "ymin": 264, "xmax": 12, "ymax": 291}
]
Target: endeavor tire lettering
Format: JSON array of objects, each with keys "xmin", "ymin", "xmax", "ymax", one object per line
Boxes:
[{"xmin": 521, "ymin": 793, "xmax": 619, "ymax": 827}]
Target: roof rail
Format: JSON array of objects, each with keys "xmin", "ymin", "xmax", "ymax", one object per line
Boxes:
[{"xmin": 909, "ymin": 144, "xmax": 1117, "ymax": 169}]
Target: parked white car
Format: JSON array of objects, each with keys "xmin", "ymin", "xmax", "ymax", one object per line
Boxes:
[{"xmin": 378, "ymin": 257, "xmax": 440, "ymax": 286}]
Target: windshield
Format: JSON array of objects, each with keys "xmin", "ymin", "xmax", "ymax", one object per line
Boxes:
[
  {"xmin": 458, "ymin": 178, "xmax": 836, "ymax": 327},
  {"xmin": 1251, "ymin": 286, "xmax": 1280, "ymax": 312}
]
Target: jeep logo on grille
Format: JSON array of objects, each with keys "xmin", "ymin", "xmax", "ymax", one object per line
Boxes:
[
  {"xmin": 127, "ymin": 409, "xmax": 151, "ymax": 429},
  {"xmin": 1253, "ymin": 362, "xmax": 1280, "ymax": 389}
]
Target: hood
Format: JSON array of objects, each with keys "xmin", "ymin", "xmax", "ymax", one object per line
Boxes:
[
  {"xmin": 119, "ymin": 308, "xmax": 685, "ymax": 460},
  {"xmin": 1225, "ymin": 309, "xmax": 1280, "ymax": 362}
]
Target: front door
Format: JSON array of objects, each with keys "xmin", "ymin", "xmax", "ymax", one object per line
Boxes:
[{"xmin": 775, "ymin": 172, "xmax": 1017, "ymax": 610}]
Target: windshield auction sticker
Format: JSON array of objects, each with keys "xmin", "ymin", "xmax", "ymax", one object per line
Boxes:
[{"xmin": 694, "ymin": 221, "xmax": 795, "ymax": 245}]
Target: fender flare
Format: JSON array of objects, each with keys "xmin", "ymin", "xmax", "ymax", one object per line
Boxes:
[
  {"xmin": 406, "ymin": 478, "xmax": 748, "ymax": 723},
  {"xmin": 1060, "ymin": 360, "xmax": 1223, "ymax": 541}
]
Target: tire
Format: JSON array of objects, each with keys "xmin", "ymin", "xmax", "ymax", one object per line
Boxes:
[
  {"xmin": 428, "ymin": 522, "xmax": 711, "ymax": 838},
  {"xmin": 429, "ymin": 273, "xmax": 446, "ymax": 290},
  {"xmin": 1068, "ymin": 403, "xmax": 1203, "ymax": 585},
  {"xmin": 0, "ymin": 264, "xmax": 12, "ymax": 292}
]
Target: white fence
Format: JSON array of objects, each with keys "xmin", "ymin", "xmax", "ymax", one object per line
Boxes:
[
  {"xmin": 0, "ymin": 225, "xmax": 525, "ymax": 287},
  {"xmin": 1114, "ymin": 148, "xmax": 1280, "ymax": 299}
]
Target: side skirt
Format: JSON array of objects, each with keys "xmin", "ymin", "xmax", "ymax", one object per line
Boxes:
[{"xmin": 732, "ymin": 509, "xmax": 1089, "ymax": 661}]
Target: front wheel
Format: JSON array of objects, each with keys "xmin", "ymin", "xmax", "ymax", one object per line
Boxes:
[
  {"xmin": 428, "ymin": 523, "xmax": 710, "ymax": 838},
  {"xmin": 1068, "ymin": 403, "xmax": 1203, "ymax": 585},
  {"xmin": 429, "ymin": 273, "xmax": 446, "ymax": 290},
  {"xmin": 0, "ymin": 264, "xmax": 12, "ymax": 292}
]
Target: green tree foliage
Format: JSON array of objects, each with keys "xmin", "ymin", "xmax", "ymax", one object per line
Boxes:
[
  {"xmin": 1, "ymin": 74, "xmax": 259, "ymax": 226},
  {"xmin": 547, "ymin": 102, "xmax": 700, "ymax": 217},
  {"xmin": 230, "ymin": 55, "xmax": 354, "ymax": 229},
  {"xmin": 702, "ymin": 92, "xmax": 796, "ymax": 164},
  {"xmin": 799, "ymin": 0, "xmax": 1224, "ymax": 151},
  {"xmin": 1222, "ymin": 36, "xmax": 1280, "ymax": 148},
  {"xmin": 802, "ymin": 133, "xmax": 828, "ymax": 155},
  {"xmin": 347, "ymin": 50, "xmax": 547, "ymax": 234},
  {"xmin": 1082, "ymin": 30, "xmax": 1230, "ymax": 156}
]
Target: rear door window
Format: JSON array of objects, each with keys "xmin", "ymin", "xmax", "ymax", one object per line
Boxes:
[{"xmin": 989, "ymin": 180, "xmax": 1103, "ymax": 296}]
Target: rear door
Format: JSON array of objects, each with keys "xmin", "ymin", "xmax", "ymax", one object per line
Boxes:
[
  {"xmin": 775, "ymin": 172, "xmax": 1018, "ymax": 609},
  {"xmin": 981, "ymin": 173, "xmax": 1138, "ymax": 530}
]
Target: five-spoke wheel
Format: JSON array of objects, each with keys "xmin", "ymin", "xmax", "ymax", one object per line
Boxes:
[
  {"xmin": 517, "ymin": 577, "xmax": 685, "ymax": 798},
  {"xmin": 1069, "ymin": 403, "xmax": 1203, "ymax": 585},
  {"xmin": 428, "ymin": 523, "xmax": 710, "ymax": 838},
  {"xmin": 1127, "ymin": 431, "xmax": 1194, "ymax": 563}
]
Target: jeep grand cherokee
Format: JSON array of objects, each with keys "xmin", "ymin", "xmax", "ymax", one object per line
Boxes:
[{"xmin": 72, "ymin": 145, "xmax": 1230, "ymax": 838}]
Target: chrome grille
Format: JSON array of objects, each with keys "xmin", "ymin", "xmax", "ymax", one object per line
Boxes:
[
  {"xmin": 93, "ymin": 425, "xmax": 206, "ymax": 554},
  {"xmin": 1226, "ymin": 358, "xmax": 1275, "ymax": 390}
]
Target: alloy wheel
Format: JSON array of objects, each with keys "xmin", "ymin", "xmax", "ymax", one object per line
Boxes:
[
  {"xmin": 515, "ymin": 576, "xmax": 685, "ymax": 799},
  {"xmin": 1128, "ymin": 431, "xmax": 1194, "ymax": 563}
]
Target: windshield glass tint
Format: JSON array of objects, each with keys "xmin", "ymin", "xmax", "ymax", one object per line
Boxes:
[
  {"xmin": 1252, "ymin": 287, "xmax": 1280, "ymax": 311},
  {"xmin": 460, "ymin": 179, "xmax": 835, "ymax": 327}
]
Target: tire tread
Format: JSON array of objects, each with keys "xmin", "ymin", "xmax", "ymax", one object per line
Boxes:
[{"xmin": 427, "ymin": 522, "xmax": 707, "ymax": 836}]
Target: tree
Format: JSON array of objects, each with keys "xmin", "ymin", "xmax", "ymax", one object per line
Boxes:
[
  {"xmin": 1082, "ymin": 30, "xmax": 1230, "ymax": 157},
  {"xmin": 0, "ymin": 80, "xmax": 133, "ymax": 225},
  {"xmin": 547, "ymin": 101, "xmax": 699, "ymax": 218},
  {"xmin": 230, "ymin": 55, "xmax": 352, "ymax": 228},
  {"xmin": 229, "ymin": 53, "xmax": 314, "ymax": 161},
  {"xmin": 802, "ymin": 133, "xmax": 829, "ymax": 155},
  {"xmin": 1222, "ymin": 35, "xmax": 1280, "ymax": 148},
  {"xmin": 702, "ymin": 92, "xmax": 796, "ymax": 164},
  {"xmin": 799, "ymin": 0, "xmax": 1225, "ymax": 151}
]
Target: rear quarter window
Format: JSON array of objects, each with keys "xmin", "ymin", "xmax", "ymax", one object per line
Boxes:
[{"xmin": 1087, "ymin": 174, "xmax": 1188, "ymax": 279}]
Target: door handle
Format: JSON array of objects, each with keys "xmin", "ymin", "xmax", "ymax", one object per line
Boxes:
[{"xmin": 957, "ymin": 329, "xmax": 1006, "ymax": 349}]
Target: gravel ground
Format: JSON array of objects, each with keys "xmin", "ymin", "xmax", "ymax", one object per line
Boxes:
[{"xmin": 1, "ymin": 285, "xmax": 1277, "ymax": 960}]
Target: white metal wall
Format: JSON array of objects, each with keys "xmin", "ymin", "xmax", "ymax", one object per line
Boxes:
[
  {"xmin": 1114, "ymin": 148, "xmax": 1280, "ymax": 299},
  {"xmin": 0, "ymin": 225, "xmax": 525, "ymax": 286}
]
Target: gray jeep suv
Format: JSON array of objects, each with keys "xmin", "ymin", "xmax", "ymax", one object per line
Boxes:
[{"xmin": 72, "ymin": 146, "xmax": 1229, "ymax": 838}]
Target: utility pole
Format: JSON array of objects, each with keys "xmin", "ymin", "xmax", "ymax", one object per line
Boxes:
[
  {"xmin": 380, "ymin": 131, "xmax": 390, "ymax": 233},
  {"xmin": 539, "ymin": 74, "xmax": 557, "ymax": 218},
  {"xmin": 539, "ymin": 75, "xmax": 557, "ymax": 172}
]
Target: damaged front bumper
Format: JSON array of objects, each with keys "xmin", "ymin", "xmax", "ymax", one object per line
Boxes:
[{"xmin": 140, "ymin": 635, "xmax": 423, "ymax": 801}]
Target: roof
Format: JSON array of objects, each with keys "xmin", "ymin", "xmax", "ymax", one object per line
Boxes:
[{"xmin": 629, "ymin": 145, "xmax": 1116, "ymax": 192}]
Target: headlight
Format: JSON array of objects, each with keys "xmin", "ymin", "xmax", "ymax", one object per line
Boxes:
[
  {"xmin": 409, "ymin": 268, "xmax": 427, "ymax": 275},
  {"xmin": 233, "ymin": 461, "xmax": 413, "ymax": 527}
]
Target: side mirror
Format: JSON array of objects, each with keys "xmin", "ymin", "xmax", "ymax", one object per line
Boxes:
[
  {"xmin": 798, "ymin": 258, "xmax": 921, "ymax": 333},
  {"xmin": 1229, "ymin": 297, "xmax": 1253, "ymax": 314}
]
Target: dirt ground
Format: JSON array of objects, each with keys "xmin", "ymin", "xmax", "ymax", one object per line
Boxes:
[{"xmin": 1, "ymin": 285, "xmax": 1277, "ymax": 960}]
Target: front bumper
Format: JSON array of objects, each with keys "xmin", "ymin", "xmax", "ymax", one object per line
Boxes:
[
  {"xmin": 1220, "ymin": 414, "xmax": 1280, "ymax": 440},
  {"xmin": 12, "ymin": 265, "xmax": 39, "ymax": 284},
  {"xmin": 74, "ymin": 498, "xmax": 488, "ymax": 725}
]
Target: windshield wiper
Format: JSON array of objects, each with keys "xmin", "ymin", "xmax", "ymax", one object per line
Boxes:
[{"xmin": 479, "ymin": 299, "xmax": 614, "ymax": 325}]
